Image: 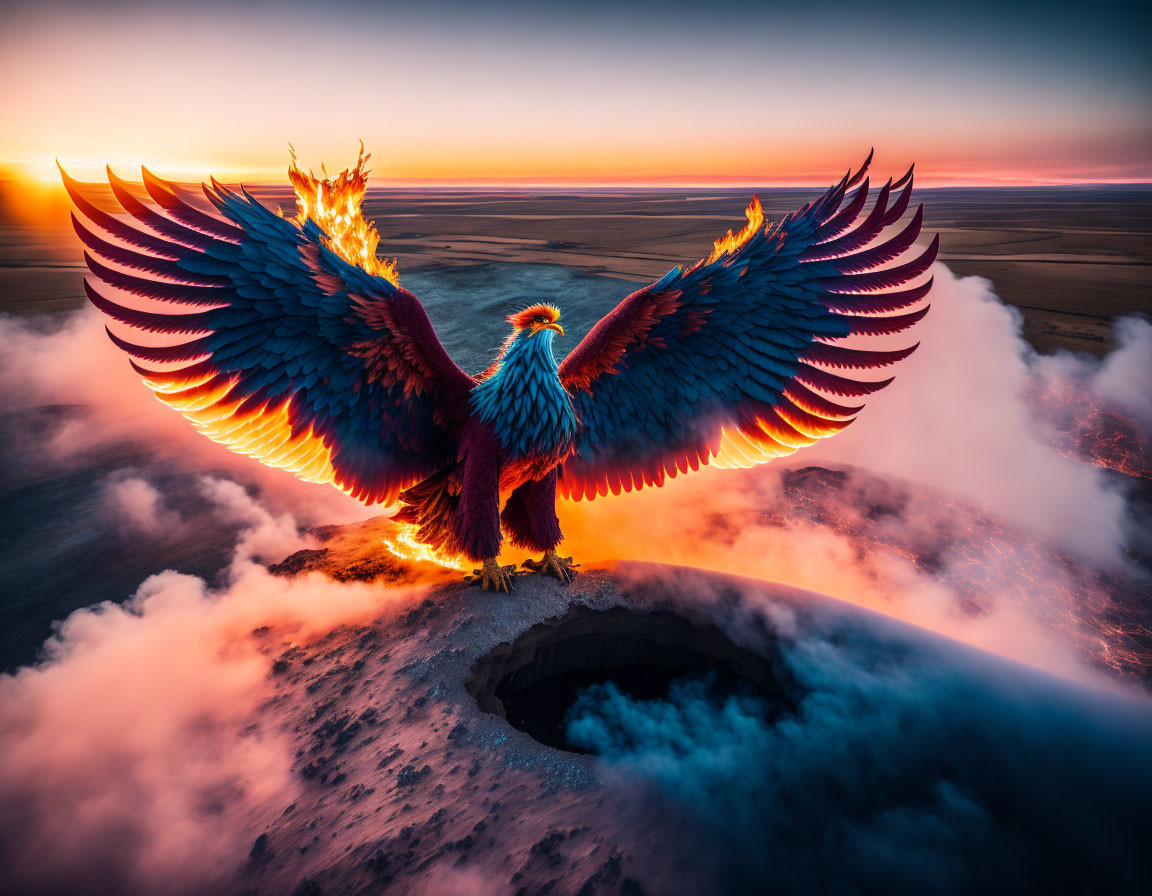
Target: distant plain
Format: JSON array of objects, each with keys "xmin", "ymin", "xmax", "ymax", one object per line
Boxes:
[{"xmin": 2, "ymin": 180, "xmax": 1149, "ymax": 355}]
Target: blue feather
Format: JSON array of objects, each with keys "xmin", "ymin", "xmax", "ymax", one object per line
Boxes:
[{"xmin": 471, "ymin": 327, "xmax": 577, "ymax": 461}]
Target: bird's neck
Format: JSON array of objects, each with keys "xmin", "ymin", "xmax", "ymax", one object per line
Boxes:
[{"xmin": 471, "ymin": 332, "xmax": 576, "ymax": 460}]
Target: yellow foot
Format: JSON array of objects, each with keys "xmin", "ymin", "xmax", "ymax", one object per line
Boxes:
[
  {"xmin": 468, "ymin": 558, "xmax": 520, "ymax": 593},
  {"xmin": 521, "ymin": 551, "xmax": 579, "ymax": 584}
]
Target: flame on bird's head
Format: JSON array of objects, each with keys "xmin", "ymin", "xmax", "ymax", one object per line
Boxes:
[
  {"xmin": 284, "ymin": 142, "xmax": 399, "ymax": 287},
  {"xmin": 508, "ymin": 303, "xmax": 563, "ymax": 335}
]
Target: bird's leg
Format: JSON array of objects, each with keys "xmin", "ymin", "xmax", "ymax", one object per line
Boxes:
[
  {"xmin": 469, "ymin": 558, "xmax": 520, "ymax": 593},
  {"xmin": 521, "ymin": 551, "xmax": 579, "ymax": 583},
  {"xmin": 502, "ymin": 473, "xmax": 577, "ymax": 584},
  {"xmin": 455, "ymin": 423, "xmax": 516, "ymax": 593}
]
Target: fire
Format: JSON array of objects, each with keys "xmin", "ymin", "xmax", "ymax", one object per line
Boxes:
[
  {"xmin": 285, "ymin": 142, "xmax": 399, "ymax": 286},
  {"xmin": 381, "ymin": 523, "xmax": 469, "ymax": 571},
  {"xmin": 706, "ymin": 195, "xmax": 764, "ymax": 264}
]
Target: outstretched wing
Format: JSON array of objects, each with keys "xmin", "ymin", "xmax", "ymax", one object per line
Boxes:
[
  {"xmin": 65, "ymin": 166, "xmax": 475, "ymax": 505},
  {"xmin": 558, "ymin": 151, "xmax": 935, "ymax": 501}
]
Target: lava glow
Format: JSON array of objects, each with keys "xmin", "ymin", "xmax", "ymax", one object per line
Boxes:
[
  {"xmin": 1053, "ymin": 394, "xmax": 1149, "ymax": 479},
  {"xmin": 285, "ymin": 143, "xmax": 399, "ymax": 287},
  {"xmin": 381, "ymin": 523, "xmax": 469, "ymax": 571},
  {"xmin": 1081, "ymin": 416, "xmax": 1152, "ymax": 480}
]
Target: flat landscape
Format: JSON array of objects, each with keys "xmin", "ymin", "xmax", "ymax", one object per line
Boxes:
[{"xmin": 2, "ymin": 179, "xmax": 1149, "ymax": 354}]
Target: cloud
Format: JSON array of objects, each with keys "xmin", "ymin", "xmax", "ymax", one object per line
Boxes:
[{"xmin": 102, "ymin": 475, "xmax": 187, "ymax": 536}]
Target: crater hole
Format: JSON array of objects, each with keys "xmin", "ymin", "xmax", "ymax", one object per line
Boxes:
[{"xmin": 467, "ymin": 605, "xmax": 787, "ymax": 754}]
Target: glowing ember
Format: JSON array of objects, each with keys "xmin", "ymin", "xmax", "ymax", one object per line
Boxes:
[
  {"xmin": 381, "ymin": 523, "xmax": 469, "ymax": 571},
  {"xmin": 285, "ymin": 142, "xmax": 399, "ymax": 286},
  {"xmin": 706, "ymin": 195, "xmax": 764, "ymax": 264},
  {"xmin": 1076, "ymin": 412, "xmax": 1151, "ymax": 479},
  {"xmin": 1027, "ymin": 378, "xmax": 1152, "ymax": 480}
]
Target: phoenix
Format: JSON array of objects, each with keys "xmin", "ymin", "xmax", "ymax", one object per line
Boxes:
[{"xmin": 63, "ymin": 149, "xmax": 935, "ymax": 591}]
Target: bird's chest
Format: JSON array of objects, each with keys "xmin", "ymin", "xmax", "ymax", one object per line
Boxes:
[
  {"xmin": 470, "ymin": 336, "xmax": 580, "ymax": 488},
  {"xmin": 472, "ymin": 363, "xmax": 577, "ymax": 488},
  {"xmin": 498, "ymin": 381, "xmax": 577, "ymax": 465}
]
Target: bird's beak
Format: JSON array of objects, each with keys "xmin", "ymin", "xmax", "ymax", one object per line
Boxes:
[{"xmin": 535, "ymin": 322, "xmax": 564, "ymax": 336}]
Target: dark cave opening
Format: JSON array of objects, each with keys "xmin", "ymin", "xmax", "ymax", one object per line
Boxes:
[{"xmin": 467, "ymin": 605, "xmax": 788, "ymax": 754}]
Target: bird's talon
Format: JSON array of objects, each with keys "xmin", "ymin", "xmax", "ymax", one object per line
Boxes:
[
  {"xmin": 522, "ymin": 551, "xmax": 579, "ymax": 583},
  {"xmin": 470, "ymin": 559, "xmax": 518, "ymax": 593}
]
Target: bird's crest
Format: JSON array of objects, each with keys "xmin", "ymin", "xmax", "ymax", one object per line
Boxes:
[
  {"xmin": 475, "ymin": 304, "xmax": 563, "ymax": 381},
  {"xmin": 507, "ymin": 303, "xmax": 561, "ymax": 330}
]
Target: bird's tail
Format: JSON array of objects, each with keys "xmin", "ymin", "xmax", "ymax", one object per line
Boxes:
[{"xmin": 393, "ymin": 465, "xmax": 463, "ymax": 556}]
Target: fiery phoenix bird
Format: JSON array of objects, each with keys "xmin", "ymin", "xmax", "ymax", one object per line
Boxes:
[{"xmin": 63, "ymin": 149, "xmax": 936, "ymax": 591}]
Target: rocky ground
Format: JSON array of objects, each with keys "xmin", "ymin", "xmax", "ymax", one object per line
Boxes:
[
  {"xmin": 236, "ymin": 563, "xmax": 736, "ymax": 895},
  {"xmin": 223, "ymin": 556, "xmax": 1151, "ymax": 896}
]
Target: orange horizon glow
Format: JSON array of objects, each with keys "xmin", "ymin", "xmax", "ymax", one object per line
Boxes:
[
  {"xmin": 6, "ymin": 158, "xmax": 1150, "ymax": 192},
  {"xmin": 2, "ymin": 0, "xmax": 1148, "ymax": 198}
]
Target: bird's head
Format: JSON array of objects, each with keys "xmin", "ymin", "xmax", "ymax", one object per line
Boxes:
[{"xmin": 507, "ymin": 303, "xmax": 564, "ymax": 339}]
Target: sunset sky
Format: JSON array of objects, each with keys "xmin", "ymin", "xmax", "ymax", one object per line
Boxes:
[{"xmin": 1, "ymin": 0, "xmax": 1149, "ymax": 186}]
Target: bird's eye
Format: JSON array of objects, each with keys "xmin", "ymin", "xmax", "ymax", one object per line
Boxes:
[{"xmin": 535, "ymin": 316, "xmax": 546, "ymax": 323}]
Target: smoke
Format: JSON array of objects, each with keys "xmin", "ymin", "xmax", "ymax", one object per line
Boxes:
[
  {"xmin": 809, "ymin": 265, "xmax": 1132, "ymax": 564},
  {"xmin": 565, "ymin": 620, "xmax": 1152, "ymax": 894},
  {"xmin": 196, "ymin": 476, "xmax": 315, "ymax": 565},
  {"xmin": 1088, "ymin": 315, "xmax": 1152, "ymax": 430},
  {"xmin": 561, "ymin": 470, "xmax": 1113, "ymax": 684},
  {"xmin": 0, "ymin": 313, "xmax": 421, "ymax": 892},
  {"xmin": 0, "ymin": 497, "xmax": 426, "ymax": 896},
  {"xmin": 102, "ymin": 475, "xmax": 188, "ymax": 536},
  {"xmin": 98, "ymin": 474, "xmax": 306, "ymax": 564}
]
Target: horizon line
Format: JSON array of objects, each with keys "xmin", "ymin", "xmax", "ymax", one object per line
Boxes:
[{"xmin": 6, "ymin": 170, "xmax": 1152, "ymax": 192}]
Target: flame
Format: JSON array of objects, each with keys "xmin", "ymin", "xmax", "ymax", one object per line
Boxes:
[
  {"xmin": 381, "ymin": 523, "xmax": 469, "ymax": 571},
  {"xmin": 285, "ymin": 143, "xmax": 399, "ymax": 286},
  {"xmin": 706, "ymin": 195, "xmax": 764, "ymax": 264}
]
